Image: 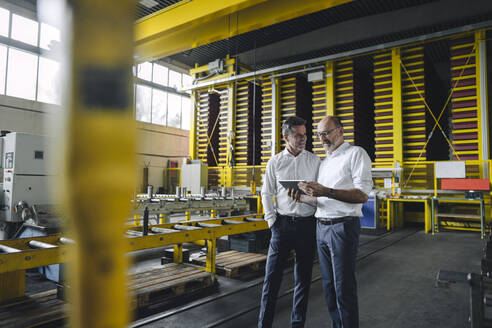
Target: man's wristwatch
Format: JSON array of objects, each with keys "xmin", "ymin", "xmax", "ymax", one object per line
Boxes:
[{"xmin": 328, "ymin": 188, "xmax": 335, "ymax": 198}]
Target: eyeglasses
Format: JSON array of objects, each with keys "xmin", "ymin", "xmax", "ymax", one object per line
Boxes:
[{"xmin": 317, "ymin": 127, "xmax": 339, "ymax": 138}]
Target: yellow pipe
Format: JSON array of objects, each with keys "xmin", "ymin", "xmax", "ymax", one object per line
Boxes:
[
  {"xmin": 325, "ymin": 61, "xmax": 335, "ymax": 116},
  {"xmin": 64, "ymin": 1, "xmax": 135, "ymax": 327}
]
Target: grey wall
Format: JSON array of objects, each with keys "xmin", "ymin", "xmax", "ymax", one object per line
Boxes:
[{"xmin": 0, "ymin": 95, "xmax": 189, "ymax": 192}]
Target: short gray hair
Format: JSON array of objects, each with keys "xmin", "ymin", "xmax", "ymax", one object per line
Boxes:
[{"xmin": 282, "ymin": 116, "xmax": 306, "ymax": 136}]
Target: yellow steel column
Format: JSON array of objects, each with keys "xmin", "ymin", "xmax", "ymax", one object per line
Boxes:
[
  {"xmin": 173, "ymin": 244, "xmax": 183, "ymax": 263},
  {"xmin": 325, "ymin": 61, "xmax": 335, "ymax": 116},
  {"xmin": 391, "ymin": 48, "xmax": 404, "ymax": 164},
  {"xmin": 206, "ymin": 238, "xmax": 217, "ymax": 273},
  {"xmin": 64, "ymin": 1, "xmax": 135, "ymax": 327},
  {"xmin": 476, "ymin": 30, "xmax": 489, "ymax": 176}
]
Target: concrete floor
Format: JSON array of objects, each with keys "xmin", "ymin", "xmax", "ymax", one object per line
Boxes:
[{"xmin": 134, "ymin": 228, "xmax": 484, "ymax": 328}]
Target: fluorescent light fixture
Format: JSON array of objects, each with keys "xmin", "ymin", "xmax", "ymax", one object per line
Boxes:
[
  {"xmin": 140, "ymin": 0, "xmax": 159, "ymax": 9},
  {"xmin": 307, "ymin": 71, "xmax": 324, "ymax": 82}
]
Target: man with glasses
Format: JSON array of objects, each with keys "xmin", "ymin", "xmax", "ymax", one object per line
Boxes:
[
  {"xmin": 259, "ymin": 116, "xmax": 320, "ymax": 328},
  {"xmin": 291, "ymin": 116, "xmax": 372, "ymax": 328}
]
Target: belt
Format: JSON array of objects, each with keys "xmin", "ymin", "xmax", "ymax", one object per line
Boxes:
[
  {"xmin": 276, "ymin": 214, "xmax": 315, "ymax": 222},
  {"xmin": 317, "ymin": 216, "xmax": 355, "ymax": 225}
]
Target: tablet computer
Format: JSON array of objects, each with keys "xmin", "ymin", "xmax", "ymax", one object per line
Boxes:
[{"xmin": 278, "ymin": 180, "xmax": 306, "ymax": 194}]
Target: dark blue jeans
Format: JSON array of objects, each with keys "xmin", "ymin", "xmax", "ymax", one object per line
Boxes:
[
  {"xmin": 258, "ymin": 216, "xmax": 317, "ymax": 328},
  {"xmin": 317, "ymin": 217, "xmax": 360, "ymax": 328}
]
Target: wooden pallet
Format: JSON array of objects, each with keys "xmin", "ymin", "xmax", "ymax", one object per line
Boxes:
[
  {"xmin": 0, "ymin": 289, "xmax": 67, "ymax": 328},
  {"xmin": 192, "ymin": 250, "xmax": 267, "ymax": 278},
  {"xmin": 129, "ymin": 263, "xmax": 215, "ymax": 309},
  {"xmin": 0, "ymin": 264, "xmax": 214, "ymax": 327}
]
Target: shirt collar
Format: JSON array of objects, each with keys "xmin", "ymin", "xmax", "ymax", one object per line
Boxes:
[
  {"xmin": 327, "ymin": 141, "xmax": 349, "ymax": 157},
  {"xmin": 282, "ymin": 148, "xmax": 305, "ymax": 158}
]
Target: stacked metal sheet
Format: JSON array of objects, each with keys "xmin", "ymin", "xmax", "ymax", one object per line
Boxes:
[
  {"xmin": 260, "ymin": 74, "xmax": 312, "ymax": 164},
  {"xmin": 334, "ymin": 60, "xmax": 355, "ymax": 145},
  {"xmin": 401, "ymin": 46, "xmax": 428, "ymax": 189},
  {"xmin": 278, "ymin": 76, "xmax": 298, "ymax": 150},
  {"xmin": 234, "ymin": 81, "xmax": 262, "ymax": 166},
  {"xmin": 195, "ymin": 90, "xmax": 210, "ymax": 163},
  {"xmin": 311, "ymin": 77, "xmax": 326, "ymax": 157},
  {"xmin": 373, "ymin": 51, "xmax": 395, "ymax": 164},
  {"xmin": 260, "ymin": 76, "xmax": 273, "ymax": 165},
  {"xmin": 450, "ymin": 34, "xmax": 480, "ymax": 161},
  {"xmin": 218, "ymin": 88, "xmax": 229, "ymax": 166}
]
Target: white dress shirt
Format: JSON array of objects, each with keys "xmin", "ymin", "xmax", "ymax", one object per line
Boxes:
[
  {"xmin": 262, "ymin": 149, "xmax": 320, "ymax": 227},
  {"xmin": 315, "ymin": 142, "xmax": 373, "ymax": 219}
]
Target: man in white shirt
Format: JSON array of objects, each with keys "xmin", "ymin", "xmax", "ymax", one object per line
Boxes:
[
  {"xmin": 295, "ymin": 116, "xmax": 372, "ymax": 328},
  {"xmin": 258, "ymin": 116, "xmax": 320, "ymax": 328}
]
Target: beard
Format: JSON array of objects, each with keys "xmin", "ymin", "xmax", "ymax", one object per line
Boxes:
[
  {"xmin": 323, "ymin": 143, "xmax": 336, "ymax": 154},
  {"xmin": 323, "ymin": 136, "xmax": 340, "ymax": 154}
]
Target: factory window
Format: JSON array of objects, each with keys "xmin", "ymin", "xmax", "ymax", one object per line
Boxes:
[
  {"xmin": 152, "ymin": 63, "xmax": 168, "ymax": 86},
  {"xmin": 0, "ymin": 45, "xmax": 6, "ymax": 94},
  {"xmin": 37, "ymin": 56, "xmax": 61, "ymax": 104},
  {"xmin": 39, "ymin": 23, "xmax": 60, "ymax": 51},
  {"xmin": 168, "ymin": 69, "xmax": 182, "ymax": 89},
  {"xmin": 0, "ymin": 8, "xmax": 61, "ymax": 105},
  {"xmin": 137, "ymin": 62, "xmax": 153, "ymax": 81},
  {"xmin": 181, "ymin": 96, "xmax": 191, "ymax": 130},
  {"xmin": 135, "ymin": 84, "xmax": 152, "ymax": 123},
  {"xmin": 133, "ymin": 61, "xmax": 192, "ymax": 130},
  {"xmin": 151, "ymin": 89, "xmax": 167, "ymax": 125},
  {"xmin": 0, "ymin": 7, "xmax": 9, "ymax": 37},
  {"xmin": 182, "ymin": 74, "xmax": 192, "ymax": 94},
  {"xmin": 11, "ymin": 14, "xmax": 39, "ymax": 47},
  {"xmin": 6, "ymin": 47, "xmax": 38, "ymax": 100},
  {"xmin": 167, "ymin": 93, "xmax": 181, "ymax": 128}
]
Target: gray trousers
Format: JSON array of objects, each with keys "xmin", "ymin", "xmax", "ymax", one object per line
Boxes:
[{"xmin": 317, "ymin": 217, "xmax": 360, "ymax": 328}]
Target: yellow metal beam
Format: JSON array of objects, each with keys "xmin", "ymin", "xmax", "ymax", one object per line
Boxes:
[
  {"xmin": 135, "ymin": 0, "xmax": 353, "ymax": 61},
  {"xmin": 325, "ymin": 61, "xmax": 335, "ymax": 116},
  {"xmin": 391, "ymin": 48, "xmax": 404, "ymax": 163},
  {"xmin": 273, "ymin": 77, "xmax": 281, "ymax": 154},
  {"xmin": 475, "ymin": 30, "xmax": 487, "ymax": 165},
  {"xmin": 135, "ymin": 0, "xmax": 266, "ymax": 44},
  {"xmin": 0, "ymin": 216, "xmax": 267, "ymax": 274}
]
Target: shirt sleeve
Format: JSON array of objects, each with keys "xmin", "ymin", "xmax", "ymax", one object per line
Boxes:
[
  {"xmin": 261, "ymin": 157, "xmax": 277, "ymax": 227},
  {"xmin": 351, "ymin": 148, "xmax": 373, "ymax": 195},
  {"xmin": 314, "ymin": 156, "xmax": 321, "ymax": 181}
]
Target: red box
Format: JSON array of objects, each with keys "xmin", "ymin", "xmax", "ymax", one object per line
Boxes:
[{"xmin": 441, "ymin": 178, "xmax": 490, "ymax": 191}]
